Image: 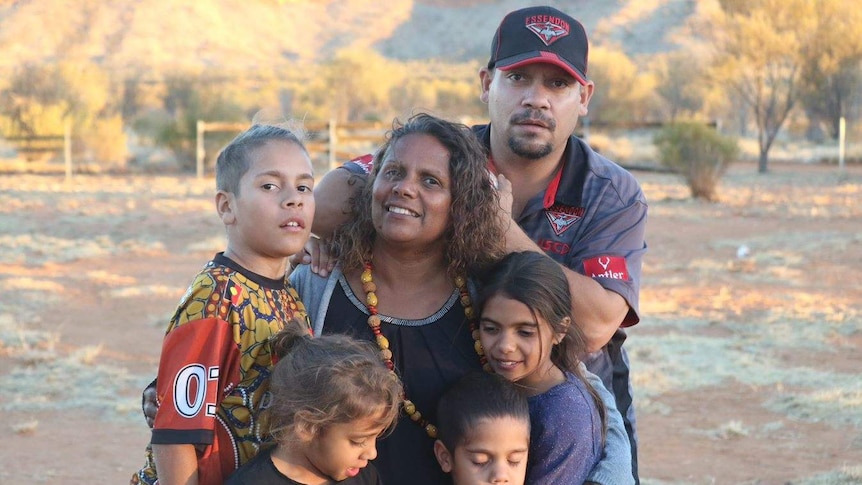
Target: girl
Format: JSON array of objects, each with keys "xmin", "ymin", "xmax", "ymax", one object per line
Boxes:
[
  {"xmin": 478, "ymin": 251, "xmax": 608, "ymax": 485},
  {"xmin": 226, "ymin": 320, "xmax": 403, "ymax": 485}
]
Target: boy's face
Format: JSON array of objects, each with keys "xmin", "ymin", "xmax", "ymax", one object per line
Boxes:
[
  {"xmin": 434, "ymin": 416, "xmax": 530, "ymax": 485},
  {"xmin": 218, "ymin": 139, "xmax": 315, "ymax": 276}
]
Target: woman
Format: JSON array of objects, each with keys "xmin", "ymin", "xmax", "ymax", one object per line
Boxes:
[{"xmin": 290, "ymin": 113, "xmax": 506, "ymax": 485}]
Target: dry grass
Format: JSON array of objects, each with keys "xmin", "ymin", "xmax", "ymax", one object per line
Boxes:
[{"xmin": 1, "ymin": 165, "xmax": 860, "ymax": 484}]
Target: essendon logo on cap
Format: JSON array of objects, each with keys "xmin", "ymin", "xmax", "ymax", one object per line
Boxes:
[
  {"xmin": 584, "ymin": 256, "xmax": 629, "ymax": 281},
  {"xmin": 525, "ymin": 15, "xmax": 570, "ymax": 46}
]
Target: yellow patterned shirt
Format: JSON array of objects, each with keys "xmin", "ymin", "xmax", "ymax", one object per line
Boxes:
[{"xmin": 133, "ymin": 253, "xmax": 309, "ymax": 485}]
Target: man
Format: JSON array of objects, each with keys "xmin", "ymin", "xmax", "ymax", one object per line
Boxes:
[{"xmin": 310, "ymin": 7, "xmax": 647, "ymax": 482}]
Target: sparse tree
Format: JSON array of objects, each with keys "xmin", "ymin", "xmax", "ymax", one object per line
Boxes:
[
  {"xmin": 798, "ymin": 0, "xmax": 862, "ymax": 140},
  {"xmin": 586, "ymin": 45, "xmax": 657, "ymax": 125},
  {"xmin": 653, "ymin": 51, "xmax": 707, "ymax": 121},
  {"xmin": 703, "ymin": 0, "xmax": 817, "ymax": 172}
]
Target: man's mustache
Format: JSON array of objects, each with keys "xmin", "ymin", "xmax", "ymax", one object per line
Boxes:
[{"xmin": 510, "ymin": 110, "xmax": 556, "ymax": 131}]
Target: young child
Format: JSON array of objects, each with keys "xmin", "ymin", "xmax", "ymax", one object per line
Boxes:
[
  {"xmin": 132, "ymin": 124, "xmax": 316, "ymax": 485},
  {"xmin": 478, "ymin": 251, "xmax": 608, "ymax": 485},
  {"xmin": 433, "ymin": 371, "xmax": 531, "ymax": 485},
  {"xmin": 226, "ymin": 320, "xmax": 402, "ymax": 485}
]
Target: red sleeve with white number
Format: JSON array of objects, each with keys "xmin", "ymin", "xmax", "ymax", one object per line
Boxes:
[{"xmin": 151, "ymin": 317, "xmax": 240, "ymax": 444}]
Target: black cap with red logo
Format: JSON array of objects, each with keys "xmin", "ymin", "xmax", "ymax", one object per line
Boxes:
[{"xmin": 487, "ymin": 6, "xmax": 589, "ymax": 85}]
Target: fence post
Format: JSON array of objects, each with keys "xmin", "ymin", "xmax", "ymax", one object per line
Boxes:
[
  {"xmin": 196, "ymin": 120, "xmax": 205, "ymax": 179},
  {"xmin": 64, "ymin": 119, "xmax": 72, "ymax": 182},
  {"xmin": 328, "ymin": 119, "xmax": 337, "ymax": 172},
  {"xmin": 838, "ymin": 116, "xmax": 846, "ymax": 175}
]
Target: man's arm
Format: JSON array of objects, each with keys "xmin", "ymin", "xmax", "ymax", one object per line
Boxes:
[
  {"xmin": 503, "ymin": 220, "xmax": 627, "ymax": 353},
  {"xmin": 311, "ymin": 166, "xmax": 367, "ymax": 239}
]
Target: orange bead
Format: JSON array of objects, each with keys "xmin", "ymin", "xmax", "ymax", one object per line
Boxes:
[
  {"xmin": 366, "ymin": 292, "xmax": 378, "ymax": 307},
  {"xmin": 361, "ymin": 269, "xmax": 373, "ymax": 283},
  {"xmin": 464, "ymin": 307, "xmax": 475, "ymax": 319},
  {"xmin": 410, "ymin": 411, "xmax": 422, "ymax": 422},
  {"xmin": 367, "ymin": 315, "xmax": 381, "ymax": 328},
  {"xmin": 403, "ymin": 400, "xmax": 415, "ymax": 415},
  {"xmin": 425, "ymin": 424, "xmax": 438, "ymax": 438},
  {"xmin": 474, "ymin": 340, "xmax": 484, "ymax": 355},
  {"xmin": 380, "ymin": 349, "xmax": 393, "ymax": 360},
  {"xmin": 362, "ymin": 281, "xmax": 377, "ymax": 293}
]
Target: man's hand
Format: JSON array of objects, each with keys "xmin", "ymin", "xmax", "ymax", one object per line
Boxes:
[
  {"xmin": 495, "ymin": 173, "xmax": 514, "ymax": 221},
  {"xmin": 142, "ymin": 382, "xmax": 159, "ymax": 428},
  {"xmin": 288, "ymin": 235, "xmax": 336, "ymax": 277}
]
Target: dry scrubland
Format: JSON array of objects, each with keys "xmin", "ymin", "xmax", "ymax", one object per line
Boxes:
[{"xmin": 1, "ymin": 163, "xmax": 861, "ymax": 484}]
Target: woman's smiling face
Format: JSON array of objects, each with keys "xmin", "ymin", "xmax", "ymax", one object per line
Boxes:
[{"xmin": 371, "ymin": 133, "xmax": 452, "ymax": 249}]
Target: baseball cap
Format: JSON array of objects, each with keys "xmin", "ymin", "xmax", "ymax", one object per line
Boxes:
[{"xmin": 487, "ymin": 6, "xmax": 589, "ymax": 85}]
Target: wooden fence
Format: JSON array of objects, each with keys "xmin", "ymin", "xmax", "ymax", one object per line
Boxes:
[
  {"xmin": 2, "ymin": 121, "xmax": 73, "ymax": 179},
  {"xmin": 195, "ymin": 120, "xmax": 388, "ymax": 178}
]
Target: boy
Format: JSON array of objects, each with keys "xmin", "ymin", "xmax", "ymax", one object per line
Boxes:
[
  {"xmin": 434, "ymin": 372, "xmax": 531, "ymax": 485},
  {"xmin": 132, "ymin": 124, "xmax": 315, "ymax": 485}
]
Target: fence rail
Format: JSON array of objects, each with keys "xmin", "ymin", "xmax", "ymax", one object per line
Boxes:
[
  {"xmin": 2, "ymin": 121, "xmax": 73, "ymax": 179},
  {"xmin": 195, "ymin": 120, "xmax": 389, "ymax": 178}
]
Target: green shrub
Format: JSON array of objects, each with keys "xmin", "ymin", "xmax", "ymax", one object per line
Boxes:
[{"xmin": 653, "ymin": 122, "xmax": 739, "ymax": 201}]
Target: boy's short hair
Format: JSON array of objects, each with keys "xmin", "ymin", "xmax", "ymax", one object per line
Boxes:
[
  {"xmin": 215, "ymin": 124, "xmax": 308, "ymax": 195},
  {"xmin": 436, "ymin": 371, "xmax": 530, "ymax": 451}
]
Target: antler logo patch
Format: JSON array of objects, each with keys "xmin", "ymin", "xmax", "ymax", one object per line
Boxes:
[{"xmin": 525, "ymin": 15, "xmax": 570, "ymax": 46}]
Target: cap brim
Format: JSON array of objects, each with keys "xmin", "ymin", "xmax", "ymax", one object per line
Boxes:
[{"xmin": 495, "ymin": 52, "xmax": 588, "ymax": 85}]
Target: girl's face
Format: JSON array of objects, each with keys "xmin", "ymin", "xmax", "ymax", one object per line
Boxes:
[
  {"xmin": 371, "ymin": 133, "xmax": 452, "ymax": 251},
  {"xmin": 479, "ymin": 294, "xmax": 563, "ymax": 394},
  {"xmin": 300, "ymin": 413, "xmax": 385, "ymax": 482},
  {"xmin": 435, "ymin": 416, "xmax": 530, "ymax": 485}
]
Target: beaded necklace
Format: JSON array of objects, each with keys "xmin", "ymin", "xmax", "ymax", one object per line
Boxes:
[{"xmin": 361, "ymin": 261, "xmax": 489, "ymax": 438}]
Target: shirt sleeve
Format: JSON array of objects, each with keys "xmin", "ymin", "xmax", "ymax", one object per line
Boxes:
[
  {"xmin": 151, "ymin": 317, "xmax": 239, "ymax": 445},
  {"xmin": 572, "ymin": 192, "xmax": 647, "ymax": 327},
  {"xmin": 583, "ymin": 365, "xmax": 635, "ymax": 485},
  {"xmin": 342, "ymin": 153, "xmax": 375, "ymax": 174}
]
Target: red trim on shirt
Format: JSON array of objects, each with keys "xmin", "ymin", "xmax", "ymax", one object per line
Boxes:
[{"xmin": 543, "ymin": 165, "xmax": 565, "ymax": 209}]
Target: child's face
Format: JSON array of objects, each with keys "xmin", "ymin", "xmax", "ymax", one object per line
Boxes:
[
  {"xmin": 221, "ymin": 139, "xmax": 314, "ymax": 268},
  {"xmin": 302, "ymin": 414, "xmax": 386, "ymax": 481},
  {"xmin": 479, "ymin": 294, "xmax": 561, "ymax": 392},
  {"xmin": 435, "ymin": 416, "xmax": 529, "ymax": 485}
]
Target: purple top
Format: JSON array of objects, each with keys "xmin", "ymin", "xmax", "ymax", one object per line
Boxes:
[{"xmin": 527, "ymin": 372, "xmax": 602, "ymax": 485}]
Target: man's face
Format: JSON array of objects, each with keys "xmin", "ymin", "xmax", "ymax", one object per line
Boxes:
[{"xmin": 480, "ymin": 63, "xmax": 593, "ymax": 162}]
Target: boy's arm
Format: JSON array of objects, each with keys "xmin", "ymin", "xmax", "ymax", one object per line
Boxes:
[{"xmin": 153, "ymin": 443, "xmax": 199, "ymax": 485}]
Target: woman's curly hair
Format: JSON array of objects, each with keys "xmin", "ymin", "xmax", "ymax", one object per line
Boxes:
[{"xmin": 332, "ymin": 113, "xmax": 506, "ymax": 279}]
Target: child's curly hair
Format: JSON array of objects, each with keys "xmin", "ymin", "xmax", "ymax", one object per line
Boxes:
[{"xmin": 267, "ymin": 320, "xmax": 403, "ymax": 441}]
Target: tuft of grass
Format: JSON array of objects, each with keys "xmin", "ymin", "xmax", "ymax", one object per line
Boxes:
[{"xmin": 11, "ymin": 419, "xmax": 39, "ymax": 435}]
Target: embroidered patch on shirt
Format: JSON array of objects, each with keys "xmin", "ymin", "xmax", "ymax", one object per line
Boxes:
[
  {"xmin": 583, "ymin": 256, "xmax": 629, "ymax": 281},
  {"xmin": 545, "ymin": 205, "xmax": 584, "ymax": 235}
]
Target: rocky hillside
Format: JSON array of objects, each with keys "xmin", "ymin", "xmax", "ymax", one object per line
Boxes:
[{"xmin": 0, "ymin": 0, "xmax": 696, "ymax": 74}]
